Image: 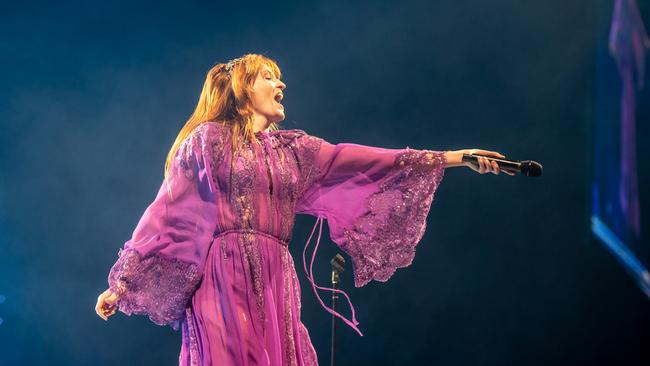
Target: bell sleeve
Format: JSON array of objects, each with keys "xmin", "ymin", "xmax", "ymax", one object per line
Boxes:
[
  {"xmin": 107, "ymin": 123, "xmax": 221, "ymax": 329},
  {"xmin": 295, "ymin": 134, "xmax": 447, "ymax": 289}
]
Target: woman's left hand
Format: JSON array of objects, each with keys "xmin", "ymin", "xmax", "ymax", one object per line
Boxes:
[{"xmin": 445, "ymin": 149, "xmax": 516, "ymax": 176}]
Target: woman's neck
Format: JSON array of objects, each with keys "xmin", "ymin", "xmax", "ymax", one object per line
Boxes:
[{"xmin": 252, "ymin": 114, "xmax": 271, "ymax": 133}]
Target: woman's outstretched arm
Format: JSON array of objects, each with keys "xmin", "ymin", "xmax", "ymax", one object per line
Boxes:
[
  {"xmin": 95, "ymin": 122, "xmax": 224, "ymax": 327},
  {"xmin": 293, "ymin": 135, "xmax": 516, "ymax": 288}
]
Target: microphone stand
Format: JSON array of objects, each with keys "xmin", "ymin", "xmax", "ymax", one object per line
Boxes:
[{"xmin": 330, "ymin": 254, "xmax": 345, "ymax": 366}]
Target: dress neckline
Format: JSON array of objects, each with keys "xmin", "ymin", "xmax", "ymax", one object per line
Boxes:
[{"xmin": 254, "ymin": 129, "xmax": 283, "ymax": 137}]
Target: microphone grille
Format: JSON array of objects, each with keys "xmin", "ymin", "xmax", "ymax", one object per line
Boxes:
[{"xmin": 521, "ymin": 161, "xmax": 543, "ymax": 177}]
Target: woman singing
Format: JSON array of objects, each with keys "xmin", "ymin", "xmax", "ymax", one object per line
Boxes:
[{"xmin": 95, "ymin": 53, "xmax": 512, "ymax": 366}]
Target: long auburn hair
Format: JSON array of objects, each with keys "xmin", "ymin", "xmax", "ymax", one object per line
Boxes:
[{"xmin": 164, "ymin": 54, "xmax": 282, "ymax": 197}]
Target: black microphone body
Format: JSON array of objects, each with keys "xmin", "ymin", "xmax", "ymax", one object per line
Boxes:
[{"xmin": 461, "ymin": 154, "xmax": 543, "ymax": 177}]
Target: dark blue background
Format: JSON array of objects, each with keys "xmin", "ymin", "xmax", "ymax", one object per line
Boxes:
[{"xmin": 1, "ymin": 0, "xmax": 648, "ymax": 365}]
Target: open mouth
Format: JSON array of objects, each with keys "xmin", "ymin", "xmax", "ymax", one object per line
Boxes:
[{"xmin": 274, "ymin": 92, "xmax": 283, "ymax": 104}]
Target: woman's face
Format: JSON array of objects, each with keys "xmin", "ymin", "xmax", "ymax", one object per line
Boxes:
[{"xmin": 250, "ymin": 65, "xmax": 286, "ymax": 127}]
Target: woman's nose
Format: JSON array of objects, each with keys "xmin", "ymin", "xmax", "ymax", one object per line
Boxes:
[{"xmin": 278, "ymin": 80, "xmax": 286, "ymax": 90}]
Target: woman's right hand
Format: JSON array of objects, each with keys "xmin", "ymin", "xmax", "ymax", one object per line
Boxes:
[{"xmin": 95, "ymin": 288, "xmax": 120, "ymax": 321}]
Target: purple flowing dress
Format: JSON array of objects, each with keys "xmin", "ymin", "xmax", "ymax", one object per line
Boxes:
[{"xmin": 107, "ymin": 121, "xmax": 446, "ymax": 365}]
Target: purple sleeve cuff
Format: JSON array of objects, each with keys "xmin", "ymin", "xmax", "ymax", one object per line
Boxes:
[
  {"xmin": 108, "ymin": 248, "xmax": 202, "ymax": 329},
  {"xmin": 340, "ymin": 149, "xmax": 446, "ymax": 287}
]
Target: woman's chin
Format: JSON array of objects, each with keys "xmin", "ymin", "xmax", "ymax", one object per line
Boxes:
[{"xmin": 272, "ymin": 113, "xmax": 285, "ymax": 124}]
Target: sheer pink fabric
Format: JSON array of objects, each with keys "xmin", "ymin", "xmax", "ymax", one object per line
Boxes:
[
  {"xmin": 296, "ymin": 139, "xmax": 446, "ymax": 335},
  {"xmin": 107, "ymin": 121, "xmax": 446, "ymax": 365}
]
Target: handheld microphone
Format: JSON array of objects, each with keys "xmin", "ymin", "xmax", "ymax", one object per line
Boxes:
[{"xmin": 462, "ymin": 154, "xmax": 543, "ymax": 177}]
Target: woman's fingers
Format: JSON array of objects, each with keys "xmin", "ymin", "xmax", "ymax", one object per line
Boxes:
[
  {"xmin": 105, "ymin": 291, "xmax": 118, "ymax": 305},
  {"xmin": 472, "ymin": 149, "xmax": 505, "ymax": 159},
  {"xmin": 95, "ymin": 295, "xmax": 108, "ymax": 321},
  {"xmin": 491, "ymin": 160, "xmax": 500, "ymax": 175},
  {"xmin": 104, "ymin": 306, "xmax": 117, "ymax": 318},
  {"xmin": 95, "ymin": 289, "xmax": 118, "ymax": 321},
  {"xmin": 464, "ymin": 149, "xmax": 516, "ymax": 176},
  {"xmin": 477, "ymin": 157, "xmax": 502, "ymax": 175},
  {"xmin": 478, "ymin": 157, "xmax": 486, "ymax": 173},
  {"xmin": 486, "ymin": 158, "xmax": 496, "ymax": 174},
  {"xmin": 481, "ymin": 157, "xmax": 489, "ymax": 174},
  {"xmin": 465, "ymin": 153, "xmax": 515, "ymax": 175}
]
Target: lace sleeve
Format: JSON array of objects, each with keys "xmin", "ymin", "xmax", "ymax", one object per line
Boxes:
[
  {"xmin": 296, "ymin": 139, "xmax": 446, "ymax": 287},
  {"xmin": 107, "ymin": 122, "xmax": 225, "ymax": 328}
]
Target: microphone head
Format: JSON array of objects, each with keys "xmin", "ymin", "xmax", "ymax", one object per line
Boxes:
[
  {"xmin": 520, "ymin": 160, "xmax": 543, "ymax": 177},
  {"xmin": 331, "ymin": 254, "xmax": 346, "ymax": 273}
]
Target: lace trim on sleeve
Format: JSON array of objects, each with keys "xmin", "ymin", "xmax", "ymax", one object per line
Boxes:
[
  {"xmin": 106, "ymin": 122, "xmax": 225, "ymax": 329},
  {"xmin": 108, "ymin": 249, "xmax": 202, "ymax": 329},
  {"xmin": 341, "ymin": 149, "xmax": 446, "ymax": 287}
]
